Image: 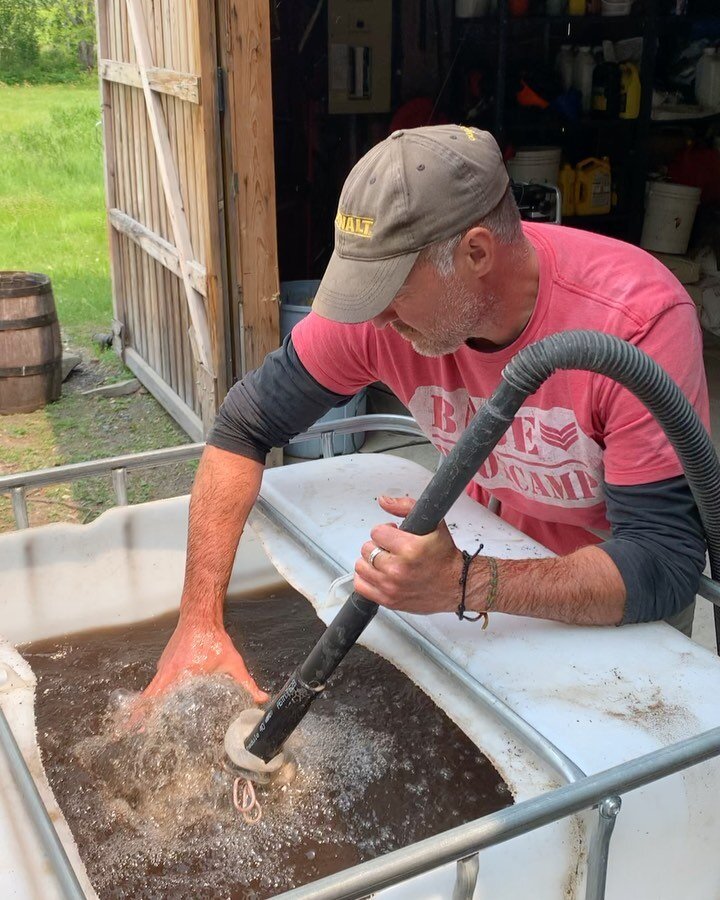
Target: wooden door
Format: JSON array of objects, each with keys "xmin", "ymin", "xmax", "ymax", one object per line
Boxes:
[{"xmin": 94, "ymin": 0, "xmax": 280, "ymax": 439}]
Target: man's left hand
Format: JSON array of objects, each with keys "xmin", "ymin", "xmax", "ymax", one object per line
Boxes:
[{"xmin": 354, "ymin": 495, "xmax": 462, "ymax": 614}]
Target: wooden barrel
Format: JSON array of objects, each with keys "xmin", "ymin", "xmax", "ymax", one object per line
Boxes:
[{"xmin": 0, "ymin": 272, "xmax": 62, "ymax": 415}]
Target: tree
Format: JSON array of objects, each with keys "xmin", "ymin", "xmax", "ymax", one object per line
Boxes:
[
  {"xmin": 0, "ymin": 0, "xmax": 41, "ymax": 67},
  {"xmin": 38, "ymin": 0, "xmax": 96, "ymax": 63}
]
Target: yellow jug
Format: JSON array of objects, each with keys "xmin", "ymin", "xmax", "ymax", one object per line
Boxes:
[
  {"xmin": 558, "ymin": 163, "xmax": 576, "ymax": 217},
  {"xmin": 620, "ymin": 63, "xmax": 641, "ymax": 120},
  {"xmin": 574, "ymin": 157, "xmax": 612, "ymax": 216}
]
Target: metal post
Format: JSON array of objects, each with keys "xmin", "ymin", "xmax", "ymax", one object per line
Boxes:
[
  {"xmin": 585, "ymin": 796, "xmax": 622, "ymax": 900},
  {"xmin": 11, "ymin": 486, "xmax": 29, "ymax": 529},
  {"xmin": 0, "ymin": 707, "xmax": 86, "ymax": 900},
  {"xmin": 111, "ymin": 467, "xmax": 129, "ymax": 506},
  {"xmin": 320, "ymin": 432, "xmax": 335, "ymax": 459},
  {"xmin": 452, "ymin": 854, "xmax": 479, "ymax": 900}
]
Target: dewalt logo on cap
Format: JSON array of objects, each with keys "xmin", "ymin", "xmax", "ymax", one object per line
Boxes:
[{"xmin": 335, "ymin": 211, "xmax": 375, "ymax": 238}]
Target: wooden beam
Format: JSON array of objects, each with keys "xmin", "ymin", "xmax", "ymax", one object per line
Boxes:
[
  {"xmin": 99, "ymin": 58, "xmax": 200, "ymax": 104},
  {"xmin": 94, "ymin": 2, "xmax": 125, "ymax": 355},
  {"xmin": 125, "ymin": 0, "xmax": 214, "ymax": 383},
  {"xmin": 195, "ymin": 0, "xmax": 231, "ymax": 402},
  {"xmin": 123, "ymin": 347, "xmax": 203, "ymax": 441},
  {"xmin": 109, "ymin": 208, "xmax": 207, "ymax": 296},
  {"xmin": 218, "ymin": 0, "xmax": 280, "ymax": 377}
]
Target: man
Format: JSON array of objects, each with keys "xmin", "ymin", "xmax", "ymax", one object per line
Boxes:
[{"xmin": 144, "ymin": 125, "xmax": 709, "ymax": 703}]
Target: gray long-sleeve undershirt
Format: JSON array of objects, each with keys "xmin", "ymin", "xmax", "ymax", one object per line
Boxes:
[{"xmin": 208, "ymin": 335, "xmax": 706, "ymax": 624}]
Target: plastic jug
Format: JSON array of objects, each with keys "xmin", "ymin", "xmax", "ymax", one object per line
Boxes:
[
  {"xmin": 574, "ymin": 157, "xmax": 612, "ymax": 215},
  {"xmin": 556, "ymin": 44, "xmax": 575, "ymax": 92},
  {"xmin": 574, "ymin": 46, "xmax": 596, "ymax": 114},
  {"xmin": 592, "ymin": 61, "xmax": 621, "ymax": 118},
  {"xmin": 558, "ymin": 164, "xmax": 576, "ymax": 217},
  {"xmin": 619, "ymin": 63, "xmax": 641, "ymax": 119},
  {"xmin": 695, "ymin": 48, "xmax": 720, "ymax": 109}
]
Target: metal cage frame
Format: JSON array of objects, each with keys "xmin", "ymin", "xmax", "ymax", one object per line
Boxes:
[{"xmin": 1, "ymin": 415, "xmax": 719, "ymax": 900}]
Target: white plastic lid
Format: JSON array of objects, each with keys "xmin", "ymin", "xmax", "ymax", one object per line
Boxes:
[{"xmin": 647, "ymin": 180, "xmax": 701, "ymax": 200}]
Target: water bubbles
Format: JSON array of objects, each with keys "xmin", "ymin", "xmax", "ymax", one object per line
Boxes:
[
  {"xmin": 108, "ymin": 687, "xmax": 136, "ymax": 712},
  {"xmin": 24, "ymin": 589, "xmax": 511, "ymax": 899}
]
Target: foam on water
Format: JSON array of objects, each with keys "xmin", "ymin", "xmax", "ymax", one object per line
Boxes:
[
  {"xmin": 24, "ymin": 588, "xmax": 511, "ymax": 898},
  {"xmin": 61, "ymin": 677, "xmax": 397, "ymax": 897}
]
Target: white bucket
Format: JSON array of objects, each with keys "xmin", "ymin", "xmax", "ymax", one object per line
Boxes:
[
  {"xmin": 640, "ymin": 181, "xmax": 701, "ymax": 255},
  {"xmin": 455, "ymin": 0, "xmax": 490, "ymax": 15},
  {"xmin": 601, "ymin": 0, "xmax": 632, "ymax": 15},
  {"xmin": 506, "ymin": 146, "xmax": 562, "ymax": 186}
]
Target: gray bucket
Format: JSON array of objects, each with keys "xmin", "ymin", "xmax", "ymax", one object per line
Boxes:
[{"xmin": 280, "ymin": 280, "xmax": 366, "ymax": 459}]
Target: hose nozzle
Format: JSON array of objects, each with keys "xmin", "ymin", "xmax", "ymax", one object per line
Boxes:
[{"xmin": 224, "ymin": 708, "xmax": 297, "ymax": 786}]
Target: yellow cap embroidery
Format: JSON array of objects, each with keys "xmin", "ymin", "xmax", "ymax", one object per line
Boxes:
[
  {"xmin": 336, "ymin": 212, "xmax": 375, "ymax": 238},
  {"xmin": 461, "ymin": 126, "xmax": 477, "ymax": 141}
]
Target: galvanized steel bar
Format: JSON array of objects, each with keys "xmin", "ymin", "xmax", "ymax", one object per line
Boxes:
[
  {"xmin": 11, "ymin": 487, "xmax": 29, "ymax": 529},
  {"xmin": 699, "ymin": 575, "xmax": 720, "ymax": 608},
  {"xmin": 275, "ymin": 727, "xmax": 720, "ymax": 900},
  {"xmin": 0, "ymin": 707, "xmax": 86, "ymax": 900},
  {"xmin": 320, "ymin": 432, "xmax": 335, "ymax": 459},
  {"xmin": 451, "ymin": 854, "xmax": 479, "ymax": 900},
  {"xmin": 0, "ymin": 416, "xmax": 423, "ymax": 497},
  {"xmin": 585, "ymin": 796, "xmax": 622, "ymax": 900},
  {"xmin": 291, "ymin": 414, "xmax": 424, "ymax": 442},
  {"xmin": 0, "ymin": 443, "xmax": 205, "ymax": 493}
]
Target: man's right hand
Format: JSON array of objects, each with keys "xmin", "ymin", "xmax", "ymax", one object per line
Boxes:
[
  {"xmin": 137, "ymin": 446, "xmax": 269, "ymax": 711},
  {"xmin": 142, "ymin": 620, "xmax": 270, "ymax": 704}
]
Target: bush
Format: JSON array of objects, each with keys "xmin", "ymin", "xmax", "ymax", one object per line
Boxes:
[{"xmin": 0, "ymin": 52, "xmax": 89, "ymax": 86}]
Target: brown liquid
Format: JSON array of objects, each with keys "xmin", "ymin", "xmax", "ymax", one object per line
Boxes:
[{"xmin": 22, "ymin": 586, "xmax": 511, "ymax": 899}]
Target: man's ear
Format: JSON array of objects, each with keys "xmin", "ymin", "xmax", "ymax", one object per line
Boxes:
[{"xmin": 458, "ymin": 227, "xmax": 495, "ymax": 280}]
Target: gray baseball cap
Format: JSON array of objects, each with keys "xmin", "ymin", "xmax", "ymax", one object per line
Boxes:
[{"xmin": 312, "ymin": 124, "xmax": 509, "ymax": 324}]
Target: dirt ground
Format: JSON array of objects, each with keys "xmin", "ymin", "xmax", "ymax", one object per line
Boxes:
[{"xmin": 0, "ymin": 339, "xmax": 197, "ymax": 533}]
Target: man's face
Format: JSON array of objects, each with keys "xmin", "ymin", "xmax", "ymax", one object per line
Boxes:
[{"xmin": 371, "ymin": 258, "xmax": 499, "ymax": 357}]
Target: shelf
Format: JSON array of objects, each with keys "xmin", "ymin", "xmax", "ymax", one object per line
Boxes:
[
  {"xmin": 650, "ymin": 108, "xmax": 720, "ymax": 126},
  {"xmin": 458, "ymin": 14, "xmax": 645, "ymax": 25},
  {"xmin": 563, "ymin": 211, "xmax": 629, "ymax": 228},
  {"xmin": 657, "ymin": 13, "xmax": 720, "ymax": 23},
  {"xmin": 505, "ymin": 109, "xmax": 640, "ymax": 131},
  {"xmin": 511, "ymin": 14, "xmax": 645, "ymax": 25}
]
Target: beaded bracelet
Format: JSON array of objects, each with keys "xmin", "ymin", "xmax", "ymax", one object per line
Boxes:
[{"xmin": 456, "ymin": 545, "xmax": 499, "ymax": 629}]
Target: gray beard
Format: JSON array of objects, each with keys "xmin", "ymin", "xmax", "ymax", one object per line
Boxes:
[{"xmin": 393, "ymin": 282, "xmax": 500, "ymax": 357}]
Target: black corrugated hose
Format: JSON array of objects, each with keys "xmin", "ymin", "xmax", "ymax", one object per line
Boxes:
[{"xmin": 244, "ymin": 330, "xmax": 720, "ymax": 764}]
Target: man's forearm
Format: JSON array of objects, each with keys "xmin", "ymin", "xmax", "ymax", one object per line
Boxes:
[
  {"xmin": 467, "ymin": 546, "xmax": 626, "ymax": 625},
  {"xmin": 179, "ymin": 445, "xmax": 264, "ymax": 629}
]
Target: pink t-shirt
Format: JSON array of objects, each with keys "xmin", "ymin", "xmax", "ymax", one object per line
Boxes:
[{"xmin": 292, "ymin": 222, "xmax": 710, "ymax": 555}]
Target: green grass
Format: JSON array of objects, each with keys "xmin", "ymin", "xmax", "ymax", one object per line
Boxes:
[
  {"xmin": 0, "ymin": 82, "xmax": 198, "ymax": 532},
  {"xmin": 0, "ymin": 81, "xmax": 112, "ymax": 345}
]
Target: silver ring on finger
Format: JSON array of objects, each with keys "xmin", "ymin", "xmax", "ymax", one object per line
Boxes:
[{"xmin": 369, "ymin": 546, "xmax": 386, "ymax": 568}]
